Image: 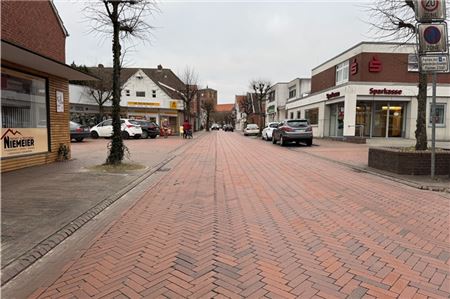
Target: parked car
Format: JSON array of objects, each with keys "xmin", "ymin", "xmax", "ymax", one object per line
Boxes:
[
  {"xmin": 244, "ymin": 124, "xmax": 259, "ymax": 136},
  {"xmin": 211, "ymin": 123, "xmax": 220, "ymax": 130},
  {"xmin": 223, "ymin": 124, "xmax": 234, "ymax": 132},
  {"xmin": 272, "ymin": 119, "xmax": 313, "ymax": 146},
  {"xmin": 261, "ymin": 122, "xmax": 279, "ymax": 141},
  {"xmin": 90, "ymin": 119, "xmax": 142, "ymax": 139},
  {"xmin": 135, "ymin": 120, "xmax": 159, "ymax": 139},
  {"xmin": 70, "ymin": 121, "xmax": 90, "ymax": 142}
]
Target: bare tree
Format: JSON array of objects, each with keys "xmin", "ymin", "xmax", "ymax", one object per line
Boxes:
[
  {"xmin": 83, "ymin": 66, "xmax": 113, "ymax": 123},
  {"xmin": 366, "ymin": 0, "xmax": 442, "ymax": 150},
  {"xmin": 238, "ymin": 94, "xmax": 255, "ymax": 128},
  {"xmin": 178, "ymin": 67, "xmax": 199, "ymax": 123},
  {"xmin": 202, "ymin": 98, "xmax": 215, "ymax": 132},
  {"xmin": 85, "ymin": 0, "xmax": 157, "ymax": 165},
  {"xmin": 250, "ymin": 79, "xmax": 271, "ymax": 135}
]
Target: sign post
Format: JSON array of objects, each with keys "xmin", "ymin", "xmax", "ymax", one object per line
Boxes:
[{"xmin": 415, "ymin": 0, "xmax": 448, "ymax": 179}]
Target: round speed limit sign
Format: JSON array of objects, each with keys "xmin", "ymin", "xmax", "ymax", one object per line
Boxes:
[{"xmin": 422, "ymin": 0, "xmax": 440, "ymax": 11}]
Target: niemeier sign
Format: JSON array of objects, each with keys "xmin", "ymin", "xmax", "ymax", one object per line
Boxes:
[
  {"xmin": 1, "ymin": 128, "xmax": 48, "ymax": 158},
  {"xmin": 369, "ymin": 88, "xmax": 403, "ymax": 95}
]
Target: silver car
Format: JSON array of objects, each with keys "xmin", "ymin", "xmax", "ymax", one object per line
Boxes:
[{"xmin": 272, "ymin": 119, "xmax": 313, "ymax": 146}]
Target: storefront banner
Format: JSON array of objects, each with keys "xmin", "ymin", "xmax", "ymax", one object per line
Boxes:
[
  {"xmin": 128, "ymin": 101, "xmax": 160, "ymax": 107},
  {"xmin": 1, "ymin": 128, "xmax": 48, "ymax": 158}
]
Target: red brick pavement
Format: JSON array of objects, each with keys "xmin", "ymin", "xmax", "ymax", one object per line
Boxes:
[{"xmin": 30, "ymin": 132, "xmax": 450, "ymax": 298}]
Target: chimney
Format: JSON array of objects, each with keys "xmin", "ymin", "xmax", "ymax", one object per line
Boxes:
[{"xmin": 157, "ymin": 64, "xmax": 163, "ymax": 71}]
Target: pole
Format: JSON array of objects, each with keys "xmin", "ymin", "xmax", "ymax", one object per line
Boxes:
[{"xmin": 431, "ymin": 71, "xmax": 436, "ymax": 179}]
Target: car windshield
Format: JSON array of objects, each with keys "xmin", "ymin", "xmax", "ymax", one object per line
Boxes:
[{"xmin": 287, "ymin": 120, "xmax": 309, "ymax": 127}]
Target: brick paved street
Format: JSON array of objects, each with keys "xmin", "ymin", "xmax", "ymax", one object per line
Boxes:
[{"xmin": 27, "ymin": 132, "xmax": 450, "ymax": 298}]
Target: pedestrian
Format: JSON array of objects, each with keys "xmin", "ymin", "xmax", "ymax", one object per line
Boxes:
[
  {"xmin": 183, "ymin": 119, "xmax": 192, "ymax": 139},
  {"xmin": 162, "ymin": 119, "xmax": 169, "ymax": 138}
]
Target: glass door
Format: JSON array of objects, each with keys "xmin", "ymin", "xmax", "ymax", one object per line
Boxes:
[
  {"xmin": 329, "ymin": 103, "xmax": 344, "ymax": 137},
  {"xmin": 356, "ymin": 101, "xmax": 371, "ymax": 137},
  {"xmin": 372, "ymin": 102, "xmax": 388, "ymax": 137},
  {"xmin": 388, "ymin": 103, "xmax": 404, "ymax": 137}
]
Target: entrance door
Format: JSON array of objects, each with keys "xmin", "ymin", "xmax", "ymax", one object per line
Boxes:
[
  {"xmin": 388, "ymin": 104, "xmax": 404, "ymax": 137},
  {"xmin": 329, "ymin": 103, "xmax": 344, "ymax": 137},
  {"xmin": 372, "ymin": 102, "xmax": 404, "ymax": 138},
  {"xmin": 372, "ymin": 102, "xmax": 387, "ymax": 137}
]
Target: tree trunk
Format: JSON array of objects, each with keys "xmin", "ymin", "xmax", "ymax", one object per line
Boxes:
[
  {"xmin": 206, "ymin": 111, "xmax": 210, "ymax": 131},
  {"xmin": 415, "ymin": 72, "xmax": 428, "ymax": 150},
  {"xmin": 106, "ymin": 3, "xmax": 124, "ymax": 165}
]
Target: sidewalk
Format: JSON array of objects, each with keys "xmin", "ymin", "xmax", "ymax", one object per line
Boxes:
[
  {"xmin": 15, "ymin": 131, "xmax": 450, "ymax": 299},
  {"xmin": 1, "ymin": 136, "xmax": 193, "ymax": 285},
  {"xmin": 291, "ymin": 138, "xmax": 450, "ymax": 193}
]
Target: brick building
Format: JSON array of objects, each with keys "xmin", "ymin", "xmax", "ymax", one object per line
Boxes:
[
  {"xmin": 194, "ymin": 87, "xmax": 217, "ymax": 130},
  {"xmin": 286, "ymin": 42, "xmax": 450, "ymax": 140},
  {"xmin": 1, "ymin": 1, "xmax": 95, "ymax": 172},
  {"xmin": 213, "ymin": 104, "xmax": 235, "ymax": 125}
]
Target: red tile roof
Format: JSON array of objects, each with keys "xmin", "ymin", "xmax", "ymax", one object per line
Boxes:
[{"xmin": 215, "ymin": 104, "xmax": 234, "ymax": 112}]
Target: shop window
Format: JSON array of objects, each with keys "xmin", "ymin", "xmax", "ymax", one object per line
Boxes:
[
  {"xmin": 297, "ymin": 111, "xmax": 301, "ymax": 119},
  {"xmin": 429, "ymin": 103, "xmax": 446, "ymax": 127},
  {"xmin": 268, "ymin": 91, "xmax": 275, "ymax": 102},
  {"xmin": 336, "ymin": 61, "xmax": 349, "ymax": 85},
  {"xmin": 290, "ymin": 112, "xmax": 294, "ymax": 119},
  {"xmin": 1, "ymin": 69, "xmax": 47, "ymax": 129},
  {"xmin": 152, "ymin": 90, "xmax": 156, "ymax": 98},
  {"xmin": 136, "ymin": 91, "xmax": 145, "ymax": 97},
  {"xmin": 305, "ymin": 108, "xmax": 319, "ymax": 125}
]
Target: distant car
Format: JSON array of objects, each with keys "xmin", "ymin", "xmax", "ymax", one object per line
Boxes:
[
  {"xmin": 211, "ymin": 123, "xmax": 220, "ymax": 130},
  {"xmin": 90, "ymin": 119, "xmax": 142, "ymax": 139},
  {"xmin": 223, "ymin": 124, "xmax": 234, "ymax": 132},
  {"xmin": 261, "ymin": 122, "xmax": 279, "ymax": 141},
  {"xmin": 70, "ymin": 121, "xmax": 90, "ymax": 142},
  {"xmin": 244, "ymin": 124, "xmax": 259, "ymax": 136},
  {"xmin": 135, "ymin": 120, "xmax": 159, "ymax": 139},
  {"xmin": 272, "ymin": 119, "xmax": 313, "ymax": 146}
]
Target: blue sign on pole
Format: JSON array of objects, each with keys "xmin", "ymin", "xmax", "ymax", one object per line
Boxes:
[{"xmin": 423, "ymin": 26, "xmax": 441, "ymax": 44}]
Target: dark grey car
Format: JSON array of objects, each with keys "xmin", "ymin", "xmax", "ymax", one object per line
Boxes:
[{"xmin": 272, "ymin": 119, "xmax": 313, "ymax": 146}]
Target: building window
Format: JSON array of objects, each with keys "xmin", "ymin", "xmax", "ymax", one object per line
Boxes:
[
  {"xmin": 290, "ymin": 112, "xmax": 294, "ymax": 119},
  {"xmin": 289, "ymin": 88, "xmax": 296, "ymax": 99},
  {"xmin": 125, "ymin": 90, "xmax": 130, "ymax": 96},
  {"xmin": 152, "ymin": 90, "xmax": 156, "ymax": 98},
  {"xmin": 408, "ymin": 53, "xmax": 419, "ymax": 72},
  {"xmin": 305, "ymin": 108, "xmax": 319, "ymax": 125},
  {"xmin": 297, "ymin": 111, "xmax": 301, "ymax": 119},
  {"xmin": 1, "ymin": 68, "xmax": 48, "ymax": 157},
  {"xmin": 268, "ymin": 91, "xmax": 275, "ymax": 102},
  {"xmin": 336, "ymin": 61, "xmax": 349, "ymax": 85},
  {"xmin": 136, "ymin": 91, "xmax": 145, "ymax": 97},
  {"xmin": 429, "ymin": 103, "xmax": 446, "ymax": 127}
]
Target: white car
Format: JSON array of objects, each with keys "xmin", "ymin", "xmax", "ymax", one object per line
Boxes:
[
  {"xmin": 90, "ymin": 119, "xmax": 142, "ymax": 139},
  {"xmin": 244, "ymin": 124, "xmax": 259, "ymax": 136},
  {"xmin": 261, "ymin": 122, "xmax": 279, "ymax": 141}
]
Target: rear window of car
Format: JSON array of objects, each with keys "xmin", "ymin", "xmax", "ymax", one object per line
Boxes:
[
  {"xmin": 129, "ymin": 120, "xmax": 141, "ymax": 125},
  {"xmin": 287, "ymin": 120, "xmax": 309, "ymax": 127},
  {"xmin": 269, "ymin": 123, "xmax": 278, "ymax": 128},
  {"xmin": 247, "ymin": 124, "xmax": 258, "ymax": 129}
]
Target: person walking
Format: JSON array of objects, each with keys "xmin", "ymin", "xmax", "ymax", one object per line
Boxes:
[
  {"xmin": 183, "ymin": 119, "xmax": 192, "ymax": 139},
  {"xmin": 162, "ymin": 119, "xmax": 169, "ymax": 138}
]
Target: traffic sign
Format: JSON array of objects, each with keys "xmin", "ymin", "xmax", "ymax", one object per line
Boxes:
[
  {"xmin": 415, "ymin": 0, "xmax": 447, "ymax": 22},
  {"xmin": 418, "ymin": 23, "xmax": 448, "ymax": 53},
  {"xmin": 420, "ymin": 54, "xmax": 449, "ymax": 72}
]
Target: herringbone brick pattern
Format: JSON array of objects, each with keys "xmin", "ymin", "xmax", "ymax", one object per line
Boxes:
[{"xmin": 31, "ymin": 132, "xmax": 450, "ymax": 298}]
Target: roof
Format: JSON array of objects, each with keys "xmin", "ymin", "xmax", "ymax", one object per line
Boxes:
[
  {"xmin": 49, "ymin": 0, "xmax": 69, "ymax": 37},
  {"xmin": 215, "ymin": 104, "xmax": 234, "ymax": 112},
  {"xmin": 2, "ymin": 40, "xmax": 97, "ymax": 81},
  {"xmin": 87, "ymin": 67, "xmax": 186, "ymax": 100}
]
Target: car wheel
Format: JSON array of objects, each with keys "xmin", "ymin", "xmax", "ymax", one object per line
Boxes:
[
  {"xmin": 122, "ymin": 131, "xmax": 130, "ymax": 139},
  {"xmin": 75, "ymin": 137, "xmax": 84, "ymax": 142},
  {"xmin": 306, "ymin": 139, "xmax": 313, "ymax": 146},
  {"xmin": 280, "ymin": 136, "xmax": 286, "ymax": 146},
  {"xmin": 141, "ymin": 130, "xmax": 148, "ymax": 139},
  {"xmin": 91, "ymin": 131, "xmax": 99, "ymax": 139},
  {"xmin": 150, "ymin": 135, "xmax": 157, "ymax": 139},
  {"xmin": 134, "ymin": 134, "xmax": 141, "ymax": 139},
  {"xmin": 261, "ymin": 134, "xmax": 265, "ymax": 140}
]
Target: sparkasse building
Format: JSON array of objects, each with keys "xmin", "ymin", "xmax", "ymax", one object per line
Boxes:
[{"xmin": 286, "ymin": 42, "xmax": 450, "ymax": 141}]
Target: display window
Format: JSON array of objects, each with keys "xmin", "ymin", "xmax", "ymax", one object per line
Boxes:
[{"xmin": 1, "ymin": 68, "xmax": 48, "ymax": 158}]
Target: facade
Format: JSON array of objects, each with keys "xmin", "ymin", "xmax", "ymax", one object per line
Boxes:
[
  {"xmin": 195, "ymin": 88, "xmax": 217, "ymax": 130},
  {"xmin": 235, "ymin": 93, "xmax": 265, "ymax": 130},
  {"xmin": 1, "ymin": 1, "xmax": 95, "ymax": 172},
  {"xmin": 213, "ymin": 104, "xmax": 234, "ymax": 125},
  {"xmin": 286, "ymin": 42, "xmax": 450, "ymax": 140}
]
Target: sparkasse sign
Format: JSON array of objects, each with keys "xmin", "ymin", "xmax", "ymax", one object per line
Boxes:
[{"xmin": 415, "ymin": 0, "xmax": 447, "ymax": 22}]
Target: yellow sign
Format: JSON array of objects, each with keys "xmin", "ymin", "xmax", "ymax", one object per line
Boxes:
[
  {"xmin": 170, "ymin": 101, "xmax": 178, "ymax": 109},
  {"xmin": 128, "ymin": 101, "xmax": 160, "ymax": 107},
  {"xmin": 1, "ymin": 128, "xmax": 48, "ymax": 158}
]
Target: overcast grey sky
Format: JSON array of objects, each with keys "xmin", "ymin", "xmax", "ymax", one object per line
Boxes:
[{"xmin": 55, "ymin": 1, "xmax": 373, "ymax": 104}]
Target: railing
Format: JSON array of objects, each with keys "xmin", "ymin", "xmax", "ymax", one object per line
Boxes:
[{"xmin": 348, "ymin": 124, "xmax": 365, "ymax": 138}]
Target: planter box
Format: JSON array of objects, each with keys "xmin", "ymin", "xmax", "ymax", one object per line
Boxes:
[
  {"xmin": 368, "ymin": 147, "xmax": 450, "ymax": 175},
  {"xmin": 325, "ymin": 136, "xmax": 367, "ymax": 144}
]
